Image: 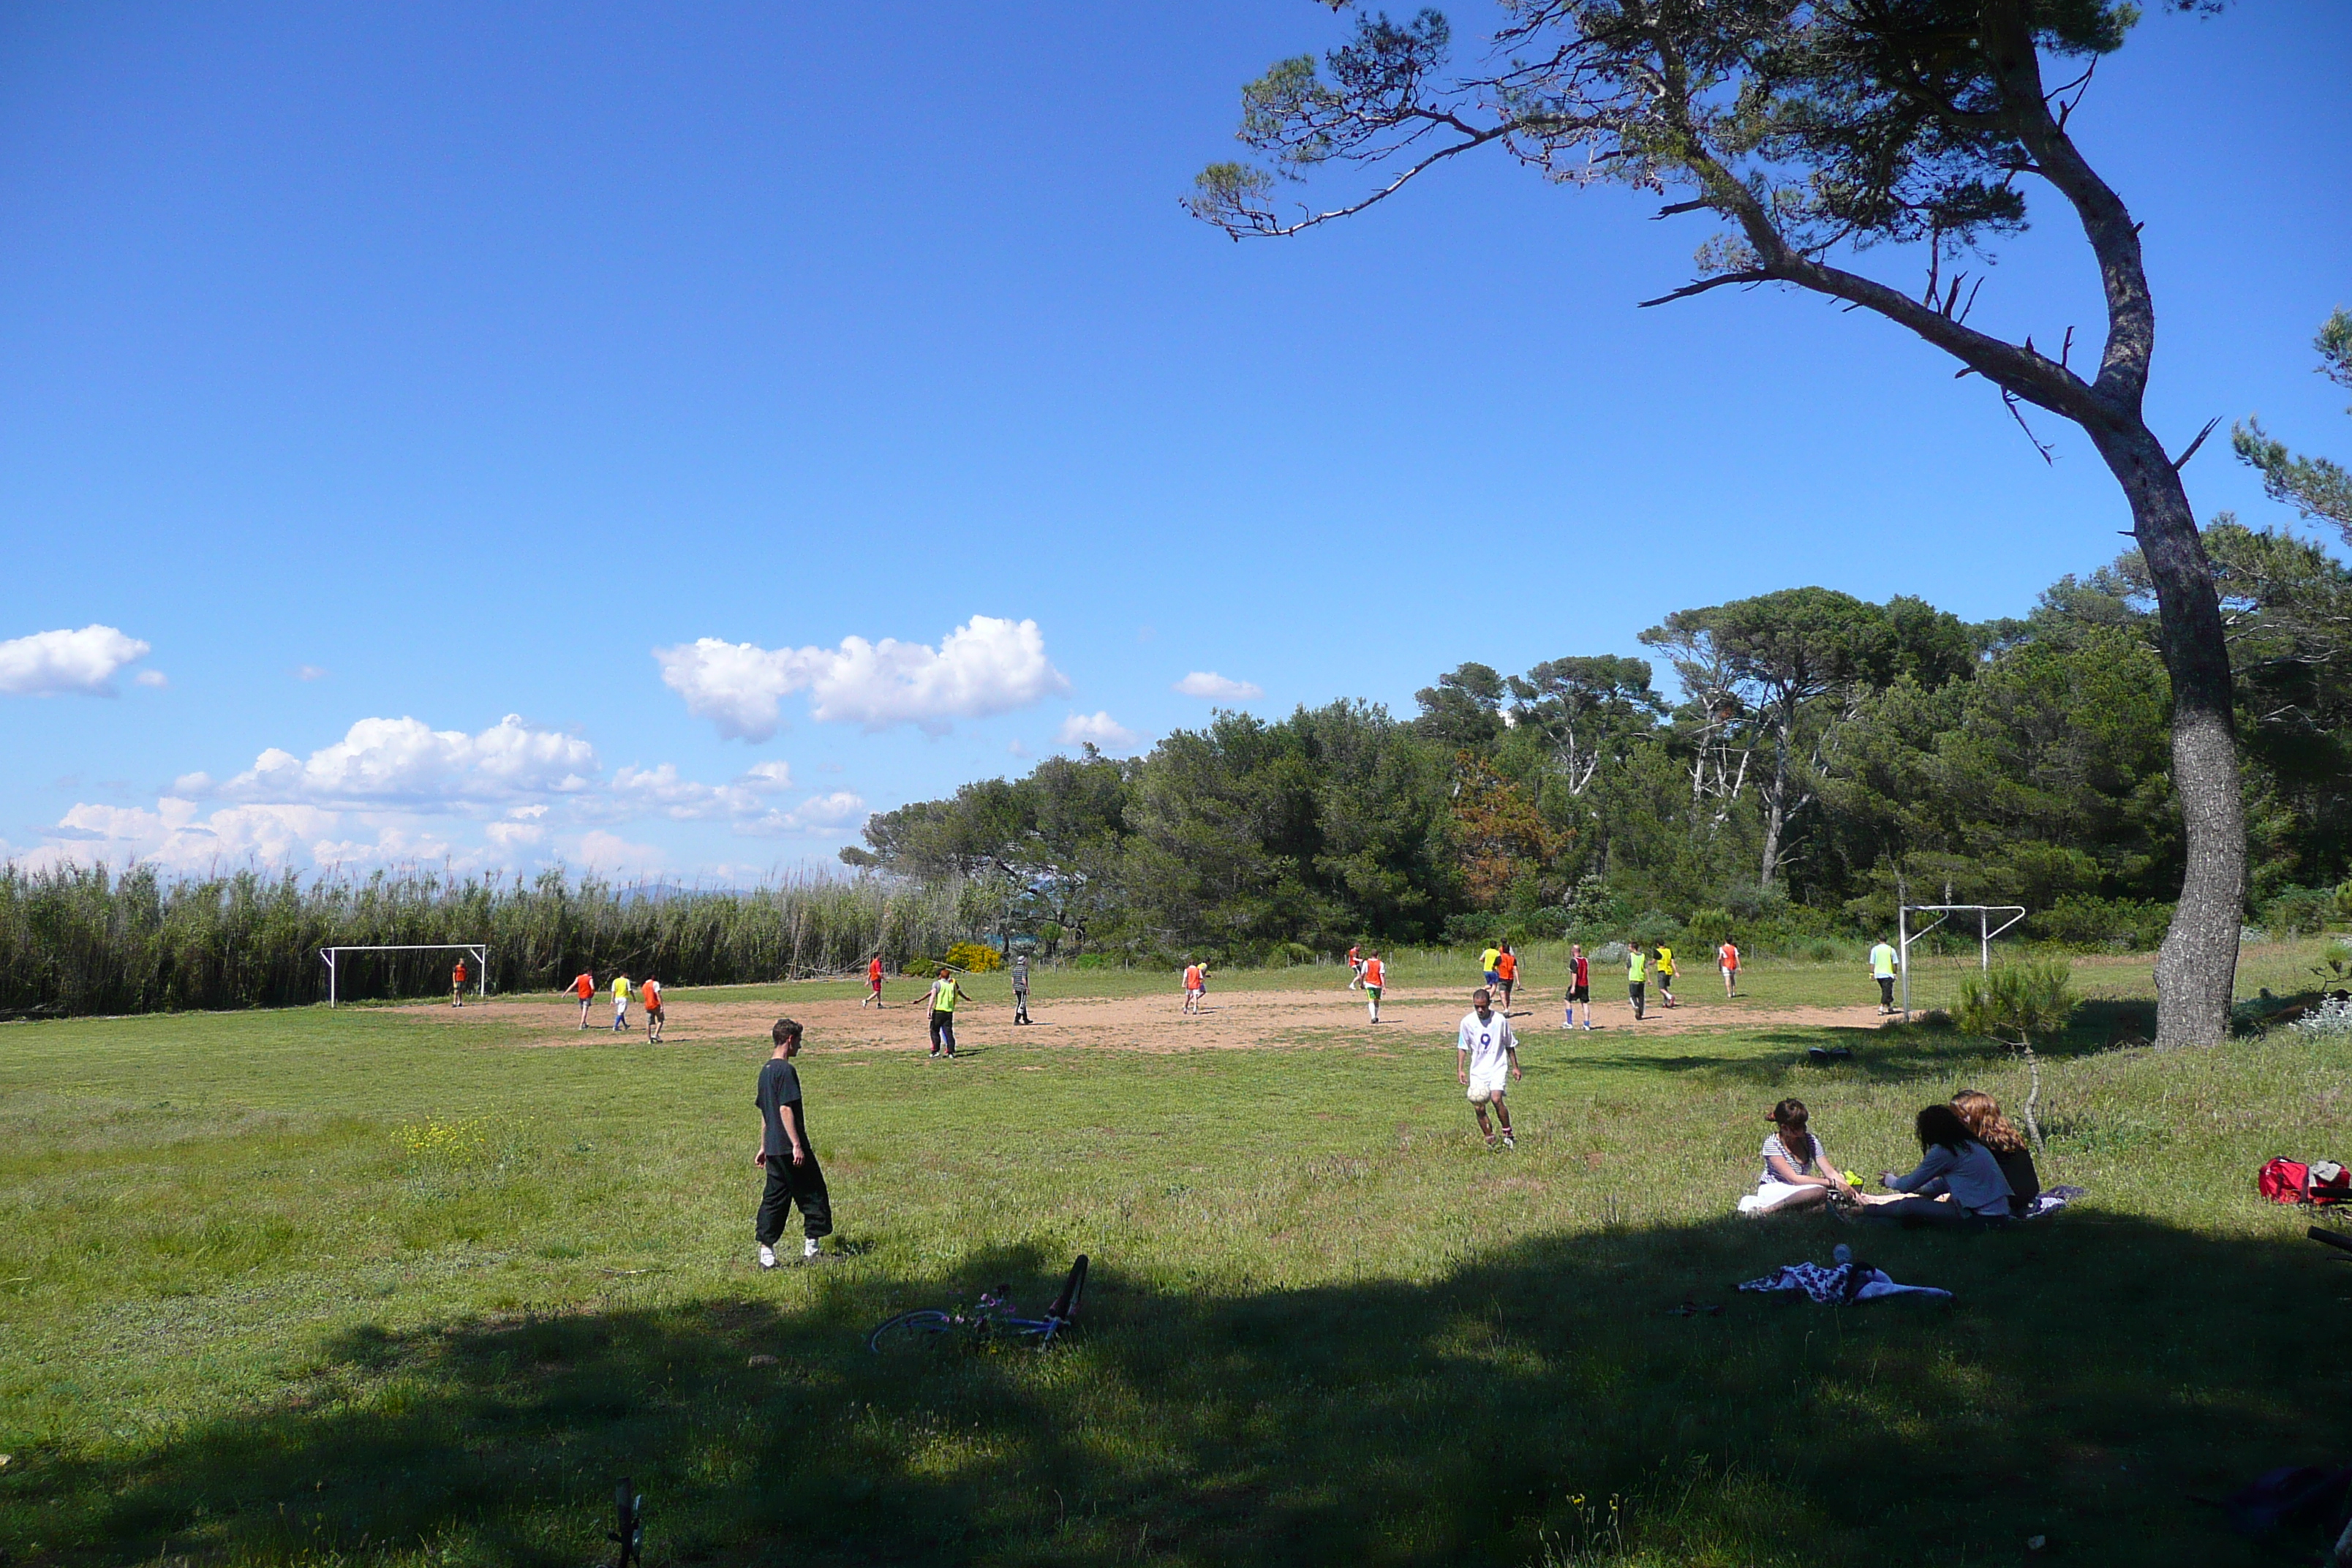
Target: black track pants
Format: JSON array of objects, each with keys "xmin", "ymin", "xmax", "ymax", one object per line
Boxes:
[{"xmin": 755, "ymin": 1150, "xmax": 832, "ymax": 1243}]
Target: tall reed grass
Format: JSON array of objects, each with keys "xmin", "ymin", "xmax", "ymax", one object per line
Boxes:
[{"xmin": 0, "ymin": 864, "xmax": 960, "ymax": 1017}]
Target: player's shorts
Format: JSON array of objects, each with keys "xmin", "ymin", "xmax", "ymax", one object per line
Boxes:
[
  {"xmin": 870, "ymin": 977, "xmax": 883, "ymax": 990},
  {"xmin": 1483, "ymin": 970, "xmax": 1502, "ymax": 987},
  {"xmin": 1365, "ymin": 986, "xmax": 1382, "ymax": 1000},
  {"xmin": 1568, "ymin": 985, "xmax": 1590, "ymax": 1003},
  {"xmin": 1629, "ymin": 982, "xmax": 1646, "ymax": 1000},
  {"xmin": 1186, "ymin": 987, "xmax": 1204, "ymax": 999},
  {"xmin": 1467, "ymin": 1071, "xmax": 1508, "ymax": 1101}
]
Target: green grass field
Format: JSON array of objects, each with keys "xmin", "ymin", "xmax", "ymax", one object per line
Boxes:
[{"xmin": 3, "ymin": 944, "xmax": 2350, "ymax": 1567}]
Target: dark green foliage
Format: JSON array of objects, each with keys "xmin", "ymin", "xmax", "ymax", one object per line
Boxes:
[
  {"xmin": 0, "ymin": 865, "xmax": 956, "ymax": 1017},
  {"xmin": 1955, "ymin": 958, "xmax": 2079, "ymax": 1044},
  {"xmin": 855, "ymin": 539, "xmax": 2348, "ymax": 960},
  {"xmin": 2233, "ymin": 308, "xmax": 2352, "ymax": 545}
]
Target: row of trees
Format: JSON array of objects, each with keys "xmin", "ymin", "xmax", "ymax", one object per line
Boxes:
[
  {"xmin": 845, "ymin": 524, "xmax": 2352, "ymax": 965},
  {"xmin": 0, "ymin": 864, "xmax": 962, "ymax": 1017}
]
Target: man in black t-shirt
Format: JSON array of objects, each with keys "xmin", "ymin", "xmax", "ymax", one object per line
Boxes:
[{"xmin": 753, "ymin": 1017, "xmax": 832, "ymax": 1267}]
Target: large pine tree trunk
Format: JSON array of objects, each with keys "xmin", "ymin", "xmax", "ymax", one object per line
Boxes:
[{"xmin": 2091, "ymin": 423, "xmax": 2244, "ymax": 1047}]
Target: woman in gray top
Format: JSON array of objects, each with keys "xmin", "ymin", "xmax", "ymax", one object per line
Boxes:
[{"xmin": 1866, "ymin": 1104, "xmax": 2014, "ymax": 1226}]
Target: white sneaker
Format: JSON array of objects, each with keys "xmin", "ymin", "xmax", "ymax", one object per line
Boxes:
[
  {"xmin": 758, "ymin": 1244, "xmax": 777, "ymax": 1270},
  {"xmin": 802, "ymin": 1237, "xmax": 821, "ymax": 1259}
]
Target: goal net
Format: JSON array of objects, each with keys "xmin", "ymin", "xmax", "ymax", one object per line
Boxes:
[{"xmin": 319, "ymin": 943, "xmax": 489, "ymax": 1008}]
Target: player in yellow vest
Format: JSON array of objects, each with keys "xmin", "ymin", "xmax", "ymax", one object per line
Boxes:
[
  {"xmin": 927, "ymin": 968, "xmax": 965, "ymax": 1058},
  {"xmin": 611, "ymin": 973, "xmax": 631, "ymax": 1032},
  {"xmin": 1627, "ymin": 944, "xmax": 1648, "ymax": 1021},
  {"xmin": 1654, "ymin": 943, "xmax": 1676, "ymax": 1009}
]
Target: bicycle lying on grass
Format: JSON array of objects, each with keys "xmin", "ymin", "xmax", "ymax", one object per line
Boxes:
[{"xmin": 867, "ymin": 1254, "xmax": 1088, "ymax": 1354}]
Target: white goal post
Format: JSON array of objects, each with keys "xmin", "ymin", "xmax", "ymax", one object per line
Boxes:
[
  {"xmin": 320, "ymin": 943, "xmax": 489, "ymax": 1008},
  {"xmin": 1897, "ymin": 905, "xmax": 2027, "ymax": 1023}
]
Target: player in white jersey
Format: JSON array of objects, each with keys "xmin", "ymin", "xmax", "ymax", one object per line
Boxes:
[{"xmin": 1455, "ymin": 988, "xmax": 1522, "ymax": 1149}]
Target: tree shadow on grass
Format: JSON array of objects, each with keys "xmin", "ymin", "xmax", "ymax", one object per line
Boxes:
[
  {"xmin": 11, "ymin": 1218, "xmax": 2351, "ymax": 1568},
  {"xmin": 1573, "ymin": 1011, "xmax": 2167, "ymax": 1090}
]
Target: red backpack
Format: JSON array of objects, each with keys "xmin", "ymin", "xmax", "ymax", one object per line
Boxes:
[{"xmin": 2261, "ymin": 1157, "xmax": 2352, "ymax": 1206}]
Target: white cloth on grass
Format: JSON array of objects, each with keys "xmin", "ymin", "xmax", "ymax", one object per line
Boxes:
[
  {"xmin": 1738, "ymin": 1182, "xmax": 1821, "ymax": 1215},
  {"xmin": 1737, "ymin": 1259, "xmax": 1952, "ymax": 1303}
]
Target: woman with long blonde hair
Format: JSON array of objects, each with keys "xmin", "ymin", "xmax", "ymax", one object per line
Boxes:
[{"xmin": 1952, "ymin": 1088, "xmax": 2040, "ymax": 1216}]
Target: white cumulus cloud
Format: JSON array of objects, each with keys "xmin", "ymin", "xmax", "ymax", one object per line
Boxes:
[
  {"xmin": 1057, "ymin": 711, "xmax": 1145, "ymax": 754},
  {"xmin": 572, "ymin": 830, "xmax": 667, "ymax": 875},
  {"xmin": 0, "ymin": 625, "xmax": 153, "ymax": 696},
  {"xmin": 1175, "ymin": 671, "xmax": 1263, "ymax": 701},
  {"xmin": 41, "ymin": 799, "xmax": 341, "ymax": 871},
  {"xmin": 214, "ymin": 715, "xmax": 598, "ymax": 807},
  {"xmin": 736, "ymin": 791, "xmax": 870, "ymax": 838},
  {"xmin": 654, "ymin": 616, "xmax": 1068, "ymax": 740}
]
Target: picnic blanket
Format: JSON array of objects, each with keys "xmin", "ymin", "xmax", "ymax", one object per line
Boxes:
[
  {"xmin": 1737, "ymin": 1249, "xmax": 1951, "ymax": 1305},
  {"xmin": 2022, "ymin": 1183, "xmax": 2086, "ymax": 1218}
]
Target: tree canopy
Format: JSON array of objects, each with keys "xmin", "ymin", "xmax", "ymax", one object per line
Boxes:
[{"xmin": 848, "ymin": 537, "xmax": 2348, "ymax": 965}]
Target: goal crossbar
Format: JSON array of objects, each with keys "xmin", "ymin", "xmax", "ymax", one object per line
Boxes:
[
  {"xmin": 1897, "ymin": 905, "xmax": 2026, "ymax": 1022},
  {"xmin": 320, "ymin": 943, "xmax": 489, "ymax": 1008}
]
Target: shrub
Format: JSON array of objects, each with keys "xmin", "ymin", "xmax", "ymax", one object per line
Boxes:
[
  {"xmin": 2290, "ymin": 995, "xmax": 2352, "ymax": 1037},
  {"xmin": 1679, "ymin": 908, "xmax": 1735, "ymax": 951},
  {"xmin": 1441, "ymin": 913, "xmax": 1503, "ymax": 947},
  {"xmin": 1627, "ymin": 911, "xmax": 1680, "ymax": 948},
  {"xmin": 1512, "ymin": 907, "xmax": 1572, "ymax": 941},
  {"xmin": 2259, "ymin": 885, "xmax": 2337, "ymax": 937},
  {"xmin": 1954, "ymin": 959, "xmax": 2078, "ymax": 1044},
  {"xmin": 2032, "ymin": 895, "xmax": 2174, "ymax": 951},
  {"xmin": 944, "ymin": 941, "xmax": 1004, "ymax": 973}
]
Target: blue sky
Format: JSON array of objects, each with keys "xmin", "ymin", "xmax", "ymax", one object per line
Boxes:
[{"xmin": 1, "ymin": 1, "xmax": 2345, "ymax": 881}]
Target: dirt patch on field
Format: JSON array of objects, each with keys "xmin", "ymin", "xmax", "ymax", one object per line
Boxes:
[{"xmin": 399, "ymin": 987, "xmax": 1894, "ymax": 1055}]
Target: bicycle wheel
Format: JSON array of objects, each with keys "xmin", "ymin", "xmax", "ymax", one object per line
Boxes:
[
  {"xmin": 1045, "ymin": 1254, "xmax": 1089, "ymax": 1324},
  {"xmin": 867, "ymin": 1309, "xmax": 957, "ymax": 1354}
]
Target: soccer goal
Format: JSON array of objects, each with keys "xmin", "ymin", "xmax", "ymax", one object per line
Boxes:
[
  {"xmin": 1896, "ymin": 905, "xmax": 2026, "ymax": 1022},
  {"xmin": 319, "ymin": 943, "xmax": 489, "ymax": 1008}
]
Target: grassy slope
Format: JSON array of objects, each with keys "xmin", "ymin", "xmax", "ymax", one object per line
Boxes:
[{"xmin": 1, "ymin": 945, "xmax": 2348, "ymax": 1566}]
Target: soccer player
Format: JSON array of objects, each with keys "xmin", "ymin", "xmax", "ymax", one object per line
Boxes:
[
  {"xmin": 1719, "ymin": 939, "xmax": 1741, "ymax": 996},
  {"xmin": 925, "ymin": 968, "xmax": 964, "ymax": 1058},
  {"xmin": 1870, "ymin": 936, "xmax": 1899, "ymax": 1014},
  {"xmin": 1480, "ymin": 941, "xmax": 1503, "ymax": 993},
  {"xmin": 1362, "ymin": 952, "xmax": 1387, "ymax": 1022},
  {"xmin": 1182, "ymin": 960, "xmax": 1205, "ymax": 1015},
  {"xmin": 1563, "ymin": 943, "xmax": 1591, "ymax": 1030},
  {"xmin": 642, "ymin": 975, "xmax": 665, "ymax": 1042},
  {"xmin": 1011, "ymin": 951, "xmax": 1031, "ymax": 1025},
  {"xmin": 1654, "ymin": 943, "xmax": 1677, "ymax": 1009},
  {"xmin": 1457, "ymin": 988, "xmax": 1522, "ymax": 1149},
  {"xmin": 864, "ymin": 953, "xmax": 885, "ymax": 1009},
  {"xmin": 1627, "ymin": 943, "xmax": 1648, "ymax": 1021},
  {"xmin": 753, "ymin": 1017, "xmax": 832, "ymax": 1267},
  {"xmin": 1496, "ymin": 941, "xmax": 1519, "ymax": 1011},
  {"xmin": 451, "ymin": 957, "xmax": 467, "ymax": 1009},
  {"xmin": 570, "ymin": 969, "xmax": 595, "ymax": 1029},
  {"xmin": 1347, "ymin": 943, "xmax": 1365, "ymax": 990},
  {"xmin": 611, "ymin": 973, "xmax": 632, "ymax": 1032}
]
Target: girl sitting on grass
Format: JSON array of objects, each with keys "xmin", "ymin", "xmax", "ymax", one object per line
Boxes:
[
  {"xmin": 1866, "ymin": 1104, "xmax": 2015, "ymax": 1226},
  {"xmin": 1951, "ymin": 1088, "xmax": 2040, "ymax": 1215},
  {"xmin": 1738, "ymin": 1098, "xmax": 1861, "ymax": 1214}
]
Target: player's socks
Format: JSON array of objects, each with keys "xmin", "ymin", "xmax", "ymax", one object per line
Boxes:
[
  {"xmin": 758, "ymin": 1244, "xmax": 777, "ymax": 1270},
  {"xmin": 802, "ymin": 1237, "xmax": 821, "ymax": 1259}
]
